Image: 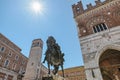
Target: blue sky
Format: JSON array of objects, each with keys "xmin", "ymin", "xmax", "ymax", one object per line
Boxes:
[{"xmin": 0, "ymin": 0, "xmax": 105, "ymax": 69}]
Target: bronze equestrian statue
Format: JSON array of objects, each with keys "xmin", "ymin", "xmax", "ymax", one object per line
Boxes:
[{"xmin": 43, "ymin": 36, "xmax": 65, "ymax": 77}]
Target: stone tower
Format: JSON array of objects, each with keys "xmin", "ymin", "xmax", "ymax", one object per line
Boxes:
[
  {"xmin": 23, "ymin": 39, "xmax": 43, "ymax": 80},
  {"xmin": 72, "ymin": 0, "xmax": 120, "ymax": 80}
]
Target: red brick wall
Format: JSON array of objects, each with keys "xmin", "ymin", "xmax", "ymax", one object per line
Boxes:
[{"xmin": 72, "ymin": 0, "xmax": 120, "ymax": 37}]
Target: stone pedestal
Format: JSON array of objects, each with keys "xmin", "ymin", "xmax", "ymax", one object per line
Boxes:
[
  {"xmin": 42, "ymin": 74, "xmax": 65, "ymax": 80},
  {"xmin": 53, "ymin": 75, "xmax": 64, "ymax": 80}
]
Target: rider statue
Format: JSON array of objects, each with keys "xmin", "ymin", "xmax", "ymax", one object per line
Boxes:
[{"xmin": 43, "ymin": 36, "xmax": 65, "ymax": 78}]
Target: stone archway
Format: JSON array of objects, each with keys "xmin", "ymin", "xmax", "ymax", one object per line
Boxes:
[{"xmin": 99, "ymin": 49, "xmax": 120, "ymax": 80}]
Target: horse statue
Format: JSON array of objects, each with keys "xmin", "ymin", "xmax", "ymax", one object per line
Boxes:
[{"xmin": 43, "ymin": 36, "xmax": 65, "ymax": 77}]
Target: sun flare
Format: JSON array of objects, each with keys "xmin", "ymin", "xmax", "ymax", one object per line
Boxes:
[{"xmin": 31, "ymin": 1, "xmax": 43, "ymax": 14}]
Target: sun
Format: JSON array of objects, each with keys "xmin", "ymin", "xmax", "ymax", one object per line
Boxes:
[{"xmin": 31, "ymin": 1, "xmax": 43, "ymax": 14}]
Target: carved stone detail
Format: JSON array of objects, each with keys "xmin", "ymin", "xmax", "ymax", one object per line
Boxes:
[{"xmin": 83, "ymin": 51, "xmax": 97, "ymax": 63}]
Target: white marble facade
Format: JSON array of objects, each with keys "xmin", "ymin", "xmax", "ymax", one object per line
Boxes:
[{"xmin": 80, "ymin": 26, "xmax": 120, "ymax": 80}]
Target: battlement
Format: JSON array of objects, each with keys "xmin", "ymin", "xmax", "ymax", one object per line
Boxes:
[{"xmin": 72, "ymin": 0, "xmax": 114, "ymax": 17}]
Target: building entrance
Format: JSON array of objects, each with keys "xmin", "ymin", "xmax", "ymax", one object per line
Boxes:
[{"xmin": 99, "ymin": 49, "xmax": 120, "ymax": 80}]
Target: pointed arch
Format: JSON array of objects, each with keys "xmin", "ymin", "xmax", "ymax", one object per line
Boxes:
[
  {"xmin": 95, "ymin": 44, "xmax": 120, "ymax": 80},
  {"xmin": 95, "ymin": 44, "xmax": 120, "ymax": 66}
]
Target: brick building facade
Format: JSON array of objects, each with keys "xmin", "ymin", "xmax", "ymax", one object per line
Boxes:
[
  {"xmin": 0, "ymin": 33, "xmax": 47, "ymax": 80},
  {"xmin": 58, "ymin": 66, "xmax": 86, "ymax": 80},
  {"xmin": 72, "ymin": 0, "xmax": 120, "ymax": 37},
  {"xmin": 72, "ymin": 0, "xmax": 120, "ymax": 80}
]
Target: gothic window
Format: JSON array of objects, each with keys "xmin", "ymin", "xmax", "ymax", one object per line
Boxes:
[
  {"xmin": 0, "ymin": 46, "xmax": 5, "ymax": 52},
  {"xmin": 93, "ymin": 23, "xmax": 108, "ymax": 33},
  {"xmin": 102, "ymin": 23, "xmax": 107, "ymax": 30},
  {"xmin": 4, "ymin": 60, "xmax": 10, "ymax": 67},
  {"xmin": 93, "ymin": 26, "xmax": 97, "ymax": 33},
  {"xmin": 15, "ymin": 55, "xmax": 19, "ymax": 60}
]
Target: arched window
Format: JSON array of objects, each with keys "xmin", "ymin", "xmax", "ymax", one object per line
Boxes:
[
  {"xmin": 0, "ymin": 46, "xmax": 5, "ymax": 52},
  {"xmin": 4, "ymin": 60, "xmax": 10, "ymax": 67},
  {"xmin": 93, "ymin": 23, "xmax": 108, "ymax": 33},
  {"xmin": 15, "ymin": 55, "xmax": 19, "ymax": 60},
  {"xmin": 8, "ymin": 51, "xmax": 12, "ymax": 57}
]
